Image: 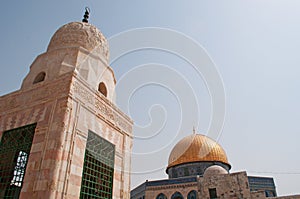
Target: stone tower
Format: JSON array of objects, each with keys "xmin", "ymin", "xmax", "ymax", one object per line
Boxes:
[{"xmin": 0, "ymin": 21, "xmax": 133, "ymax": 199}]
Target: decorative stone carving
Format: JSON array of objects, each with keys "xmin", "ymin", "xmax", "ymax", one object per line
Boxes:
[
  {"xmin": 72, "ymin": 81, "xmax": 132, "ymax": 133},
  {"xmin": 47, "ymin": 22, "xmax": 109, "ymax": 61}
]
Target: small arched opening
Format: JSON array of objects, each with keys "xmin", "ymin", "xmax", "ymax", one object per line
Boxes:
[
  {"xmin": 33, "ymin": 72, "xmax": 46, "ymax": 84},
  {"xmin": 187, "ymin": 190, "xmax": 197, "ymax": 199},
  {"xmin": 98, "ymin": 82, "xmax": 107, "ymax": 97},
  {"xmin": 171, "ymin": 192, "xmax": 183, "ymax": 199},
  {"xmin": 156, "ymin": 193, "xmax": 167, "ymax": 199}
]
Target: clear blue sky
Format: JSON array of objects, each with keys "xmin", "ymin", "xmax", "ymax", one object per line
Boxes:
[{"xmin": 0, "ymin": 1, "xmax": 300, "ymax": 196}]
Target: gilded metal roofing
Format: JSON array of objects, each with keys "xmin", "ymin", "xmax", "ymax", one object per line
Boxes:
[{"xmin": 167, "ymin": 134, "xmax": 230, "ymax": 168}]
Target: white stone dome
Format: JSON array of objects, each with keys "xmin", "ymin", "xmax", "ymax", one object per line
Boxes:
[
  {"xmin": 203, "ymin": 165, "xmax": 228, "ymax": 178},
  {"xmin": 47, "ymin": 22, "xmax": 109, "ymax": 61}
]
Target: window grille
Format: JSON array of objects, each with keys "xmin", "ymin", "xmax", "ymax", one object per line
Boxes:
[
  {"xmin": 80, "ymin": 131, "xmax": 115, "ymax": 199},
  {"xmin": 0, "ymin": 124, "xmax": 36, "ymax": 199}
]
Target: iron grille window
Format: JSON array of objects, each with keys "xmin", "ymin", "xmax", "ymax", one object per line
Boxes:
[
  {"xmin": 80, "ymin": 131, "xmax": 115, "ymax": 199},
  {"xmin": 11, "ymin": 151, "xmax": 28, "ymax": 187},
  {"xmin": 0, "ymin": 123, "xmax": 36, "ymax": 199}
]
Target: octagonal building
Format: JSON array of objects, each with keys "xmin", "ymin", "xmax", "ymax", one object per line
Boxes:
[{"xmin": 130, "ymin": 132, "xmax": 289, "ymax": 199}]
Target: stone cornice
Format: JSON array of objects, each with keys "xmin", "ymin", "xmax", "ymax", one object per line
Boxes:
[{"xmin": 146, "ymin": 182, "xmax": 197, "ymax": 191}]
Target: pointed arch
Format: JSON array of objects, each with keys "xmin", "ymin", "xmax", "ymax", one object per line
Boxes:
[
  {"xmin": 98, "ymin": 82, "xmax": 107, "ymax": 97},
  {"xmin": 33, "ymin": 72, "xmax": 46, "ymax": 84},
  {"xmin": 171, "ymin": 192, "xmax": 183, "ymax": 199},
  {"xmin": 156, "ymin": 193, "xmax": 167, "ymax": 199},
  {"xmin": 187, "ymin": 190, "xmax": 197, "ymax": 199}
]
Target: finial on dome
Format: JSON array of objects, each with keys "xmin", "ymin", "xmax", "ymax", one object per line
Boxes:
[{"xmin": 82, "ymin": 7, "xmax": 90, "ymax": 23}]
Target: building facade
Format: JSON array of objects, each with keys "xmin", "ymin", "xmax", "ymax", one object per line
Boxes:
[
  {"xmin": 0, "ymin": 20, "xmax": 133, "ymax": 198},
  {"xmin": 131, "ymin": 133, "xmax": 300, "ymax": 199}
]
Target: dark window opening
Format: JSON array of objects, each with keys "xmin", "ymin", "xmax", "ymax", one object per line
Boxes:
[
  {"xmin": 80, "ymin": 131, "xmax": 115, "ymax": 199},
  {"xmin": 98, "ymin": 82, "xmax": 107, "ymax": 97},
  {"xmin": 184, "ymin": 167, "xmax": 189, "ymax": 176},
  {"xmin": 188, "ymin": 190, "xmax": 197, "ymax": 199},
  {"xmin": 0, "ymin": 124, "xmax": 36, "ymax": 199},
  {"xmin": 33, "ymin": 72, "xmax": 46, "ymax": 84},
  {"xmin": 265, "ymin": 190, "xmax": 276, "ymax": 197},
  {"xmin": 209, "ymin": 188, "xmax": 217, "ymax": 199},
  {"xmin": 156, "ymin": 193, "xmax": 167, "ymax": 199},
  {"xmin": 171, "ymin": 191, "xmax": 184, "ymax": 199}
]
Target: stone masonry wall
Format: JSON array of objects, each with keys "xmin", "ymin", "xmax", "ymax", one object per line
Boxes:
[
  {"xmin": 0, "ymin": 71, "xmax": 133, "ymax": 199},
  {"xmin": 68, "ymin": 72, "xmax": 133, "ymax": 199},
  {"xmin": 0, "ymin": 73, "xmax": 72, "ymax": 198},
  {"xmin": 199, "ymin": 171, "xmax": 253, "ymax": 199}
]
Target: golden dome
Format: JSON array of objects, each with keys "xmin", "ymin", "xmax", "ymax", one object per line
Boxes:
[{"xmin": 167, "ymin": 134, "xmax": 230, "ymax": 169}]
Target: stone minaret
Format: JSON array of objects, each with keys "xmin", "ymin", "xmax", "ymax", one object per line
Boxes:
[{"xmin": 0, "ymin": 20, "xmax": 133, "ymax": 199}]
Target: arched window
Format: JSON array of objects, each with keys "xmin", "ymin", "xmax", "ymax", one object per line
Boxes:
[
  {"xmin": 98, "ymin": 82, "xmax": 107, "ymax": 97},
  {"xmin": 156, "ymin": 193, "xmax": 167, "ymax": 199},
  {"xmin": 187, "ymin": 190, "xmax": 197, "ymax": 199},
  {"xmin": 171, "ymin": 192, "xmax": 183, "ymax": 199},
  {"xmin": 33, "ymin": 72, "xmax": 46, "ymax": 84}
]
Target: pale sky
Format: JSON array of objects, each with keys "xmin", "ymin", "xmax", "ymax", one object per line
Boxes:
[{"xmin": 0, "ymin": 1, "xmax": 300, "ymax": 196}]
